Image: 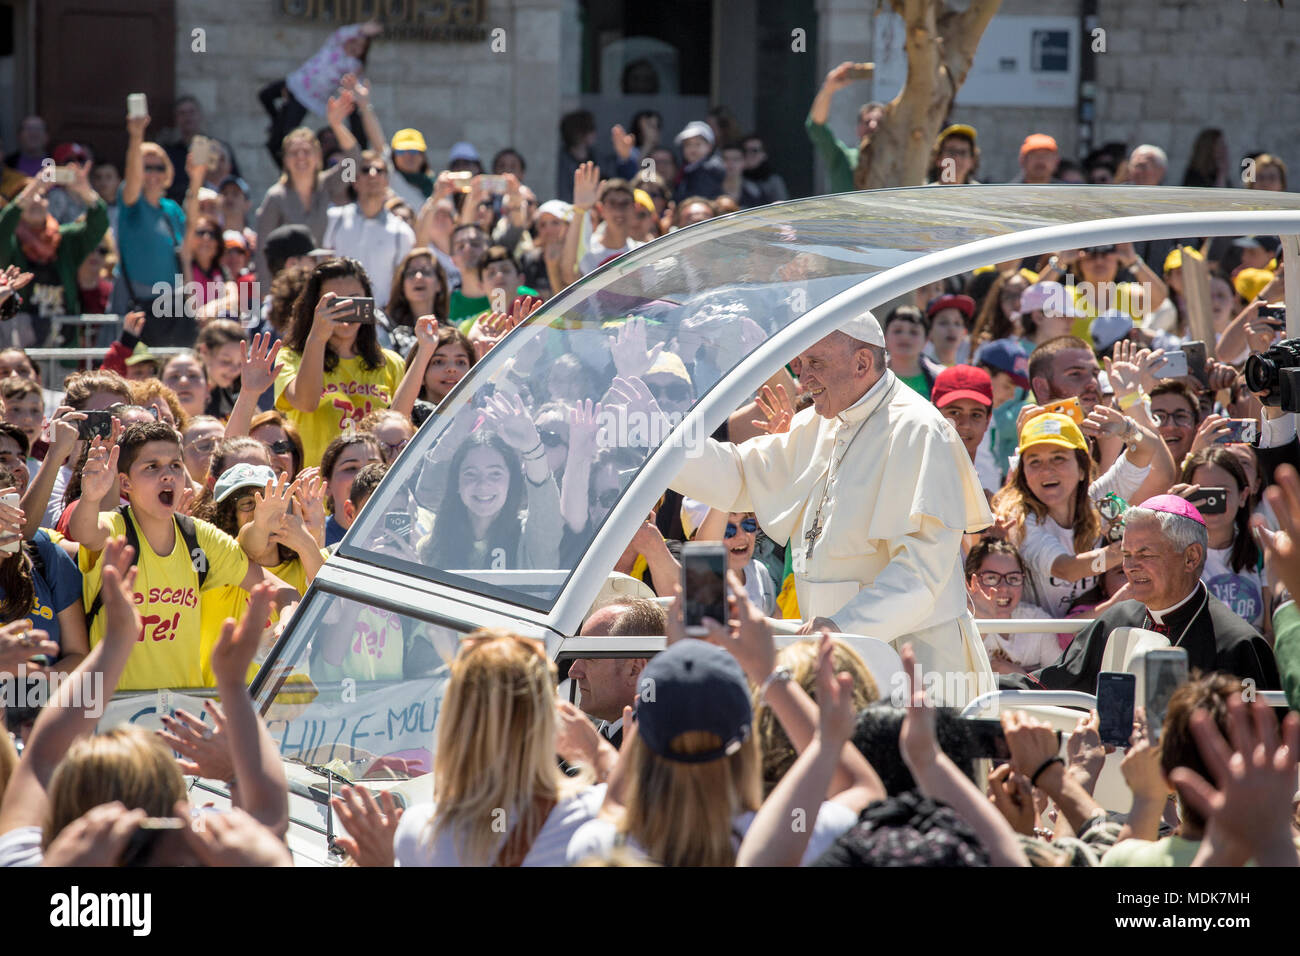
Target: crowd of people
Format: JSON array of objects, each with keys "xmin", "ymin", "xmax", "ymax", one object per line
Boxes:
[{"xmin": 0, "ymin": 26, "xmax": 1297, "ymax": 868}]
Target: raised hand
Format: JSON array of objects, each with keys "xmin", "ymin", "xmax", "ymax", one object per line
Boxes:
[
  {"xmin": 898, "ymin": 643, "xmax": 938, "ymax": 774},
  {"xmin": 311, "ymin": 292, "xmax": 352, "ymax": 343},
  {"xmin": 326, "ymin": 89, "xmax": 356, "ymax": 128},
  {"xmin": 752, "ymin": 383, "xmax": 795, "ymax": 435},
  {"xmin": 291, "ymin": 468, "xmax": 328, "ymax": 546},
  {"xmin": 40, "ymin": 802, "xmax": 149, "ymax": 867},
  {"xmin": 178, "ymin": 803, "xmax": 293, "ymax": 867},
  {"xmin": 706, "ymin": 570, "xmax": 777, "ymax": 685},
  {"xmin": 815, "ymin": 630, "xmax": 857, "ymax": 746},
  {"xmin": 414, "ymin": 314, "xmax": 439, "ymax": 348},
  {"xmin": 340, "ymin": 72, "xmax": 370, "ymax": 106},
  {"xmin": 123, "ymin": 309, "xmax": 146, "ymax": 338},
  {"xmin": 1065, "ymin": 710, "xmax": 1110, "ymax": 791},
  {"xmin": 573, "ymin": 161, "xmax": 600, "ymax": 210},
  {"xmin": 80, "ymin": 437, "xmax": 120, "ymax": 504},
  {"xmin": 567, "ymin": 398, "xmax": 603, "ymax": 463},
  {"xmin": 0, "ymin": 619, "xmax": 58, "ymax": 671},
  {"xmin": 158, "ymin": 702, "xmax": 234, "ymax": 780},
  {"xmin": 609, "ymin": 316, "xmax": 663, "ymax": 380},
  {"xmin": 100, "ymin": 536, "xmax": 141, "ymax": 649},
  {"xmin": 987, "ymin": 763, "xmax": 1036, "ymax": 835},
  {"xmin": 1188, "ymin": 413, "xmax": 1231, "ymax": 454},
  {"xmin": 480, "ymin": 391, "xmax": 540, "ymax": 452},
  {"xmin": 1001, "ymin": 709, "xmax": 1062, "ymax": 784},
  {"xmin": 611, "ymin": 124, "xmax": 635, "ymax": 161},
  {"xmin": 330, "ymin": 784, "xmax": 403, "ymax": 867},
  {"xmin": 240, "ymin": 332, "xmax": 283, "ymax": 397},
  {"xmin": 1081, "ymin": 403, "xmax": 1133, "ymax": 440},
  {"xmin": 254, "ymin": 473, "xmax": 293, "ymax": 531}
]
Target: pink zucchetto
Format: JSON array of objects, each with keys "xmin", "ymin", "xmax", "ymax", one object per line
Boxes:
[{"xmin": 1136, "ymin": 494, "xmax": 1206, "ymax": 526}]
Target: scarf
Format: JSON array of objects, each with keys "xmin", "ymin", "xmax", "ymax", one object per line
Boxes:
[
  {"xmin": 16, "ymin": 213, "xmax": 60, "ymax": 264},
  {"xmin": 396, "ymin": 166, "xmax": 433, "ymax": 199}
]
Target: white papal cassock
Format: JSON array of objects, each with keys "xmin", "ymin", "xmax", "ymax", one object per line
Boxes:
[{"xmin": 671, "ymin": 369, "xmax": 995, "ymax": 681}]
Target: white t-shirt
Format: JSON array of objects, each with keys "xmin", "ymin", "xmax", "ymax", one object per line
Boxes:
[
  {"xmin": 565, "ymin": 799, "xmax": 858, "ymax": 866},
  {"xmin": 392, "ymin": 784, "xmax": 604, "ymax": 867},
  {"xmin": 0, "ymin": 826, "xmax": 43, "ymax": 867},
  {"xmin": 1019, "ymin": 455, "xmax": 1151, "ymax": 618},
  {"xmin": 740, "ymin": 558, "xmax": 777, "ymax": 616},
  {"xmin": 1201, "ymin": 544, "xmax": 1265, "ymax": 630},
  {"xmin": 42, "ymin": 464, "xmax": 71, "ymax": 529},
  {"xmin": 579, "ymin": 235, "xmax": 644, "ymax": 276},
  {"xmin": 322, "ymin": 204, "xmax": 415, "ymax": 308},
  {"xmin": 981, "ymin": 602, "xmax": 1063, "ymax": 670}
]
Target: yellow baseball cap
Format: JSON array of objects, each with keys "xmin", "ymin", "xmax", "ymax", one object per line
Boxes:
[
  {"xmin": 1018, "ymin": 412, "xmax": 1087, "ymax": 454},
  {"xmin": 391, "ymin": 128, "xmax": 427, "ymax": 152},
  {"xmin": 1234, "ymin": 267, "xmax": 1274, "ymax": 302},
  {"xmin": 633, "ymin": 188, "xmax": 655, "ymax": 213},
  {"xmin": 937, "ymin": 123, "xmax": 977, "ymax": 146},
  {"xmin": 1163, "ymin": 245, "xmax": 1204, "ymax": 273}
]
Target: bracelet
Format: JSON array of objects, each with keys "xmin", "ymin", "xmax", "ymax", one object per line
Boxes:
[
  {"xmin": 1030, "ymin": 755, "xmax": 1065, "ymax": 788},
  {"xmin": 1116, "ymin": 388, "xmax": 1146, "ymax": 410},
  {"xmin": 525, "ymin": 472, "xmax": 550, "ymax": 487},
  {"xmin": 521, "ymin": 440, "xmax": 543, "ymax": 459},
  {"xmin": 759, "ymin": 665, "xmax": 792, "ymax": 698}
]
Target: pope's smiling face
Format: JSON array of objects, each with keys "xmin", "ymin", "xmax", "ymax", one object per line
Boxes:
[{"xmin": 796, "ymin": 332, "xmax": 878, "ymax": 419}]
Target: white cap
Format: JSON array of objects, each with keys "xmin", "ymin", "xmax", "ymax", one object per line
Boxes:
[
  {"xmin": 839, "ymin": 311, "xmax": 885, "ymax": 347},
  {"xmin": 674, "ymin": 120, "xmax": 715, "ymax": 147},
  {"xmin": 536, "ymin": 199, "xmax": 574, "ymax": 223}
]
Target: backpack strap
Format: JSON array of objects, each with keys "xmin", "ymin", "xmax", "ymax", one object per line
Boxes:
[{"xmin": 86, "ymin": 506, "xmax": 208, "ymax": 621}]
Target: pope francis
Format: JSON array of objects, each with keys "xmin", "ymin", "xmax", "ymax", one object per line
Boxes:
[{"xmin": 669, "ymin": 311, "xmax": 996, "ymax": 682}]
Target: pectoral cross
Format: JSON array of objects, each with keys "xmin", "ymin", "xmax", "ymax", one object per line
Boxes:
[{"xmin": 804, "ymin": 518, "xmax": 823, "ymax": 559}]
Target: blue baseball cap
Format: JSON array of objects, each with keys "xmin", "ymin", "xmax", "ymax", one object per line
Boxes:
[
  {"xmin": 634, "ymin": 640, "xmax": 752, "ymax": 763},
  {"xmin": 972, "ymin": 338, "xmax": 1030, "ymax": 389}
]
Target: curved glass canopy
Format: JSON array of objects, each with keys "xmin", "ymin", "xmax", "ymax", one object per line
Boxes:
[{"xmin": 340, "ymin": 185, "xmax": 1300, "ymax": 615}]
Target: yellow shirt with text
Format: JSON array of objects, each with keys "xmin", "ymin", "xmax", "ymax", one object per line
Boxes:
[
  {"xmin": 274, "ymin": 347, "xmax": 406, "ymax": 467},
  {"xmin": 80, "ymin": 509, "xmax": 249, "ymax": 691}
]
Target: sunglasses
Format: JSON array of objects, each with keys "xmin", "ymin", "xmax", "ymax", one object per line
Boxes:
[
  {"xmin": 975, "ymin": 571, "xmax": 1024, "ymax": 588},
  {"xmin": 602, "ymin": 196, "xmax": 633, "ymax": 210},
  {"xmin": 592, "ymin": 488, "xmax": 620, "ymax": 509},
  {"xmin": 143, "ymin": 165, "xmax": 167, "ymax": 173},
  {"xmin": 538, "ymin": 429, "xmax": 566, "ymax": 448},
  {"xmin": 403, "ymin": 267, "xmax": 437, "ymax": 280},
  {"xmin": 648, "ymin": 382, "xmax": 691, "ymax": 403},
  {"xmin": 268, "ymin": 438, "xmax": 295, "ymax": 456},
  {"xmin": 362, "ymin": 166, "xmax": 387, "ymax": 177},
  {"xmin": 196, "ymin": 229, "xmax": 220, "ymax": 239},
  {"xmin": 725, "ymin": 517, "xmax": 758, "ymax": 538},
  {"xmin": 186, "ymin": 437, "xmax": 218, "ymax": 456}
]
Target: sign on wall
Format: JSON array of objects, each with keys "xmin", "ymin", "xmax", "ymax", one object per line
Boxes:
[
  {"xmin": 872, "ymin": 14, "xmax": 1079, "ymax": 108},
  {"xmin": 274, "ymin": 0, "xmax": 488, "ymax": 43}
]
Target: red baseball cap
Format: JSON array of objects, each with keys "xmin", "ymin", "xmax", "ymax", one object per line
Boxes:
[
  {"xmin": 925, "ymin": 293, "xmax": 976, "ymax": 321},
  {"xmin": 931, "ymin": 365, "xmax": 993, "ymax": 409}
]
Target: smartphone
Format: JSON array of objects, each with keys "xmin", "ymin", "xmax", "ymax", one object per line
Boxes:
[
  {"xmin": 51, "ymin": 166, "xmax": 76, "ymax": 185},
  {"xmin": 446, "ymin": 170, "xmax": 473, "ymax": 191},
  {"xmin": 1154, "ymin": 350, "xmax": 1189, "ymax": 379},
  {"xmin": 681, "ymin": 542, "xmax": 728, "ymax": 637},
  {"xmin": 480, "ymin": 174, "xmax": 507, "ymax": 195},
  {"xmin": 1043, "ymin": 396, "xmax": 1084, "ymax": 424},
  {"xmin": 119, "ymin": 817, "xmax": 186, "ymax": 868},
  {"xmin": 340, "ymin": 297, "xmax": 376, "ymax": 324},
  {"xmin": 383, "ymin": 512, "xmax": 411, "ymax": 536},
  {"xmin": 846, "ymin": 62, "xmax": 874, "ymax": 80},
  {"xmin": 1144, "ymin": 648, "xmax": 1189, "ymax": 743},
  {"xmin": 127, "ymin": 93, "xmax": 148, "ymax": 119},
  {"xmin": 1096, "ymin": 672, "xmax": 1136, "ymax": 748},
  {"xmin": 966, "ymin": 718, "xmax": 1062, "ymax": 761},
  {"xmin": 77, "ymin": 410, "xmax": 113, "ymax": 441},
  {"xmin": 1215, "ymin": 419, "xmax": 1257, "ymax": 445},
  {"xmin": 1181, "ymin": 341, "xmax": 1208, "ymax": 387},
  {"xmin": 0, "ymin": 492, "xmax": 18, "ymax": 554},
  {"xmin": 1187, "ymin": 486, "xmax": 1228, "ymax": 514},
  {"xmin": 189, "ymin": 134, "xmax": 212, "ymax": 169},
  {"xmin": 1258, "ymin": 303, "xmax": 1286, "ymax": 329}
]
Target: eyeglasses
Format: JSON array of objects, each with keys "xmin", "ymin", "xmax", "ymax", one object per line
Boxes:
[
  {"xmin": 1152, "ymin": 409, "xmax": 1195, "ymax": 427},
  {"xmin": 143, "ymin": 165, "xmax": 167, "ymax": 174},
  {"xmin": 268, "ymin": 438, "xmax": 294, "ymax": 456},
  {"xmin": 235, "ymin": 496, "xmax": 258, "ymax": 514},
  {"xmin": 648, "ymin": 382, "xmax": 691, "ymax": 403},
  {"xmin": 196, "ymin": 229, "xmax": 219, "ymax": 239},
  {"xmin": 362, "ymin": 166, "xmax": 387, "ymax": 177},
  {"xmin": 725, "ymin": 517, "xmax": 758, "ymax": 538},
  {"xmin": 403, "ymin": 267, "xmax": 436, "ymax": 280},
  {"xmin": 592, "ymin": 488, "xmax": 620, "ymax": 509},
  {"xmin": 186, "ymin": 437, "xmax": 218, "ymax": 456},
  {"xmin": 538, "ymin": 429, "xmax": 566, "ymax": 448},
  {"xmin": 975, "ymin": 571, "xmax": 1025, "ymax": 588},
  {"xmin": 454, "ymin": 239, "xmax": 488, "ymax": 252},
  {"xmin": 381, "ymin": 438, "xmax": 410, "ymax": 457}
]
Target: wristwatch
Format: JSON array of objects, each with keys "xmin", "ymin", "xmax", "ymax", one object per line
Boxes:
[{"xmin": 759, "ymin": 665, "xmax": 793, "ymax": 699}]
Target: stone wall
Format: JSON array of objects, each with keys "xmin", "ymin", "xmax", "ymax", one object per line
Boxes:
[{"xmin": 173, "ymin": 0, "xmax": 564, "ymax": 205}]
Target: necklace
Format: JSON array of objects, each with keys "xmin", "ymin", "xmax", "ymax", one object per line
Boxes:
[{"xmin": 802, "ymin": 379, "xmax": 892, "ymax": 561}]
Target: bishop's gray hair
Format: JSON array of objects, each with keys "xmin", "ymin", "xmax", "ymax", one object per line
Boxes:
[{"xmin": 1124, "ymin": 506, "xmax": 1208, "ymax": 573}]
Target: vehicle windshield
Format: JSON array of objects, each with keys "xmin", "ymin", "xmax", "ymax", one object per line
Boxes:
[
  {"xmin": 251, "ymin": 590, "xmax": 468, "ymax": 780},
  {"xmin": 341, "ymin": 185, "xmax": 1300, "ymax": 613}
]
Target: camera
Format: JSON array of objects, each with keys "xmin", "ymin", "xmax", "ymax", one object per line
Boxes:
[{"xmin": 1244, "ymin": 337, "xmax": 1300, "ymax": 411}]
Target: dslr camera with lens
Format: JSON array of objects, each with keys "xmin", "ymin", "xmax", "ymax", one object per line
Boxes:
[{"xmin": 1245, "ymin": 333, "xmax": 1300, "ymax": 412}]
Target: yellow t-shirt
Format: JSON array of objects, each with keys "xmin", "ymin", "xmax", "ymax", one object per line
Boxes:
[
  {"xmin": 81, "ymin": 509, "xmax": 249, "ymax": 691},
  {"xmin": 274, "ymin": 347, "xmax": 406, "ymax": 468},
  {"xmin": 1070, "ymin": 281, "xmax": 1148, "ymax": 338}
]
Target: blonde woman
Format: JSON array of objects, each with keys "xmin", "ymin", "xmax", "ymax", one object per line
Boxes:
[
  {"xmin": 567, "ymin": 591, "xmax": 880, "ymax": 867},
  {"xmin": 392, "ymin": 629, "xmax": 603, "ymax": 866},
  {"xmin": 252, "ymin": 91, "xmax": 363, "ymax": 286}
]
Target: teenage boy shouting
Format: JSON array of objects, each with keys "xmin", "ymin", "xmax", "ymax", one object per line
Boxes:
[{"xmin": 71, "ymin": 421, "xmax": 296, "ymax": 690}]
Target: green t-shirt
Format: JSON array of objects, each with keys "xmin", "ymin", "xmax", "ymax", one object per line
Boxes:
[
  {"xmin": 449, "ymin": 285, "xmax": 539, "ymax": 327},
  {"xmin": 899, "ymin": 373, "xmax": 930, "ymax": 399},
  {"xmin": 804, "ymin": 116, "xmax": 858, "ymax": 194}
]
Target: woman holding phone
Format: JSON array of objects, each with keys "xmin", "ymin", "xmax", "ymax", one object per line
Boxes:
[
  {"xmin": 274, "ymin": 258, "xmax": 414, "ymax": 468},
  {"xmin": 1174, "ymin": 448, "xmax": 1267, "ymax": 632}
]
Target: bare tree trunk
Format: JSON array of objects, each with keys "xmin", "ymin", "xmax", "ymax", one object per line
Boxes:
[{"xmin": 855, "ymin": 0, "xmax": 1001, "ymax": 190}]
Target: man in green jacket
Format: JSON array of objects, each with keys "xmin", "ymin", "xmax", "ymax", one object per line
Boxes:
[
  {"xmin": 1257, "ymin": 463, "xmax": 1300, "ymax": 711},
  {"xmin": 805, "ymin": 61, "xmax": 884, "ymax": 194},
  {"xmin": 0, "ymin": 164, "xmax": 108, "ymax": 346}
]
